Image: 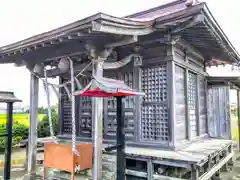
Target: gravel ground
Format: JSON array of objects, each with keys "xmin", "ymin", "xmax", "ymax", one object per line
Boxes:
[
  {"xmin": 1, "ymin": 150, "xmax": 240, "ymax": 179},
  {"xmin": 0, "ymin": 166, "xmax": 89, "ymax": 180},
  {"xmin": 220, "ymin": 152, "xmax": 240, "ymax": 180}
]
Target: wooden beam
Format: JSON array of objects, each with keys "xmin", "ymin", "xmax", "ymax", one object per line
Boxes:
[
  {"xmin": 125, "ymin": 169, "xmax": 148, "ymax": 178},
  {"xmin": 198, "ymin": 153, "xmax": 233, "ymax": 180},
  {"xmin": 153, "ymin": 174, "xmax": 185, "ymax": 180},
  {"xmin": 175, "ymin": 38, "xmax": 205, "ymax": 62},
  {"xmin": 202, "ymin": 19, "xmax": 237, "ymax": 63},
  {"xmin": 174, "ymin": 55, "xmax": 207, "ymax": 76},
  {"xmin": 0, "ymin": 40, "xmax": 86, "ymax": 64},
  {"xmin": 26, "ymin": 41, "xmax": 86, "ymax": 63},
  {"xmin": 137, "ymin": 33, "xmax": 170, "ymax": 45},
  {"xmin": 105, "ymin": 35, "xmax": 138, "ymax": 48},
  {"xmin": 171, "ymin": 14, "xmax": 205, "ymax": 34},
  {"xmin": 1, "ymin": 31, "xmax": 95, "ymax": 56},
  {"xmin": 91, "ymin": 21, "xmax": 153, "ymax": 36}
]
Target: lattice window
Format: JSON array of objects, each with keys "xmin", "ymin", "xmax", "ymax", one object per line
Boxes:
[
  {"xmin": 79, "ymin": 77, "xmax": 92, "ymax": 137},
  {"xmin": 104, "ymin": 71, "xmax": 135, "ymax": 139},
  {"xmin": 142, "ymin": 66, "xmax": 167, "ymax": 102},
  {"xmin": 188, "ymin": 72, "xmax": 197, "ymax": 138},
  {"xmin": 142, "ymin": 104, "xmax": 168, "ymax": 140},
  {"xmin": 141, "ymin": 65, "xmax": 168, "ymax": 141},
  {"xmin": 62, "ymin": 80, "xmax": 72, "ymax": 134}
]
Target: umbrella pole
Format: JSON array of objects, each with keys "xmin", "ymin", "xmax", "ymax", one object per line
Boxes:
[
  {"xmin": 4, "ymin": 102, "xmax": 13, "ymax": 180},
  {"xmin": 116, "ymin": 96, "xmax": 125, "ymax": 180}
]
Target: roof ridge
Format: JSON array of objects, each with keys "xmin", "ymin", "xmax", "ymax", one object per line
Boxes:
[{"xmin": 124, "ymin": 0, "xmax": 187, "ymax": 18}]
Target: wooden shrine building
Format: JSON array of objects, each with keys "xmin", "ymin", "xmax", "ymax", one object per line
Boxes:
[
  {"xmin": 0, "ymin": 0, "xmax": 239, "ymax": 179},
  {"xmin": 207, "ymin": 76, "xmax": 240, "ymax": 145}
]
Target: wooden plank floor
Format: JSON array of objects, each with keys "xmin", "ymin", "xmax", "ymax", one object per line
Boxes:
[{"xmin": 124, "ymin": 138, "xmax": 232, "ymax": 164}]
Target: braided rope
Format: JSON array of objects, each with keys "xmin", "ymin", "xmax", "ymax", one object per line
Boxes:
[
  {"xmin": 43, "ymin": 68, "xmax": 56, "ymax": 140},
  {"xmin": 30, "ymin": 58, "xmax": 92, "ymax": 149},
  {"xmin": 69, "ymin": 58, "xmax": 78, "ymax": 155}
]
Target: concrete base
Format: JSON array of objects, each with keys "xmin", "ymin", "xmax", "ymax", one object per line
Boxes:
[{"xmin": 23, "ymin": 173, "xmax": 37, "ymax": 180}]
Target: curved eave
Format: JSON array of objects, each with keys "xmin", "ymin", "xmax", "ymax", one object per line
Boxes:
[
  {"xmin": 154, "ymin": 2, "xmax": 239, "ymax": 65},
  {"xmin": 182, "ymin": 22, "xmax": 236, "ymax": 65},
  {"xmin": 0, "ymin": 13, "xmax": 154, "ymax": 62}
]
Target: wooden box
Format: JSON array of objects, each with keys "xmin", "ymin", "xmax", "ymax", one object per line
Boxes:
[{"xmin": 44, "ymin": 143, "xmax": 92, "ymax": 173}]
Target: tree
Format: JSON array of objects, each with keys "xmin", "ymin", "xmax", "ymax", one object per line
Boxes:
[
  {"xmin": 38, "ymin": 107, "xmax": 48, "ymax": 114},
  {"xmin": 37, "ymin": 107, "xmax": 59, "ymax": 137}
]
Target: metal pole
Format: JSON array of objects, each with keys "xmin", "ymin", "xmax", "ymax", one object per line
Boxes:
[
  {"xmin": 116, "ymin": 96, "xmax": 125, "ymax": 180},
  {"xmin": 92, "ymin": 59, "xmax": 104, "ymax": 180},
  {"xmin": 24, "ymin": 73, "xmax": 39, "ymax": 180},
  {"xmin": 4, "ymin": 102, "xmax": 13, "ymax": 180}
]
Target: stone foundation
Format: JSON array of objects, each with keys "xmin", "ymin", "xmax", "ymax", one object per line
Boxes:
[
  {"xmin": 80, "ymin": 153, "xmax": 117, "ymax": 180},
  {"xmin": 102, "ymin": 153, "xmax": 117, "ymax": 180},
  {"xmin": 43, "ymin": 153, "xmax": 117, "ymax": 180}
]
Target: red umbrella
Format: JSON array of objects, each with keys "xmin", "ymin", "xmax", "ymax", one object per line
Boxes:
[{"xmin": 73, "ymin": 76, "xmax": 145, "ymax": 97}]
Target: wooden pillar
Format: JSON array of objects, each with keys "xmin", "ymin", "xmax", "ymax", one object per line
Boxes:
[
  {"xmin": 92, "ymin": 59, "xmax": 104, "ymax": 180},
  {"xmin": 185, "ymin": 69, "xmax": 190, "ymax": 140},
  {"xmin": 147, "ymin": 160, "xmax": 153, "ymax": 180},
  {"xmin": 237, "ymin": 90, "xmax": 240, "ymax": 151},
  {"xmin": 203, "ymin": 63, "xmax": 209, "ymax": 135},
  {"xmin": 196, "ymin": 75, "xmax": 200, "ymax": 136},
  {"xmin": 24, "ymin": 73, "xmax": 39, "ymax": 180},
  {"xmin": 133, "ymin": 55, "xmax": 142, "ymax": 142},
  {"xmin": 166, "ymin": 43, "xmax": 176, "ymax": 149},
  {"xmin": 226, "ymin": 85, "xmax": 232, "ymax": 139},
  {"xmin": 167, "ymin": 60, "xmax": 176, "ymax": 148},
  {"xmin": 58, "ymin": 76, "xmax": 64, "ymax": 135},
  {"xmin": 191, "ymin": 165, "xmax": 199, "ymax": 180}
]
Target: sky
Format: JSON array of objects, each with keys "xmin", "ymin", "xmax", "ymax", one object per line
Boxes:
[{"xmin": 0, "ymin": 0, "xmax": 239, "ymax": 107}]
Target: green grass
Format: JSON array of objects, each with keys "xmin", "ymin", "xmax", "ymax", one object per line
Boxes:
[
  {"xmin": 0, "ymin": 114, "xmax": 45, "ymax": 127},
  {"xmin": 231, "ymin": 115, "xmax": 239, "ymax": 141}
]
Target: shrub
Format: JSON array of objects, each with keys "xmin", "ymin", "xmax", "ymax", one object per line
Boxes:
[
  {"xmin": 0, "ymin": 122, "xmax": 28, "ymax": 151},
  {"xmin": 12, "ymin": 122, "xmax": 29, "ymax": 138},
  {"xmin": 38, "ymin": 110, "xmax": 58, "ymax": 138}
]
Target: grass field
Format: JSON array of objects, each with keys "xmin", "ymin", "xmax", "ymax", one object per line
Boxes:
[
  {"xmin": 0, "ymin": 114, "xmax": 45, "ymax": 126},
  {"xmin": 232, "ymin": 115, "xmax": 239, "ymax": 141}
]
